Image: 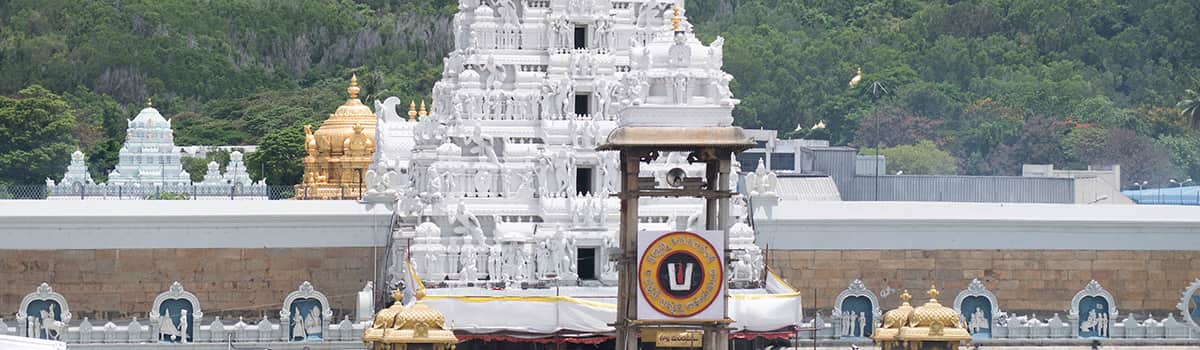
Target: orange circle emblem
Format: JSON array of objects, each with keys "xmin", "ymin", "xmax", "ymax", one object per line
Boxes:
[{"xmin": 639, "ymin": 231, "xmax": 723, "ymax": 318}]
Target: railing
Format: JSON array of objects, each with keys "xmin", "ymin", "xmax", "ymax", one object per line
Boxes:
[{"xmin": 1, "ymin": 185, "xmax": 299, "ymax": 200}]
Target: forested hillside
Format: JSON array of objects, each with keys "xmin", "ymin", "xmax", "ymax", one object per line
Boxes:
[{"xmin": 2, "ymin": 0, "xmax": 1199, "ymax": 187}]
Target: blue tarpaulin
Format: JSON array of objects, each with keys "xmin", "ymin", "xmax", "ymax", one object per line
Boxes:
[{"xmin": 1122, "ymin": 186, "xmax": 1200, "ymax": 205}]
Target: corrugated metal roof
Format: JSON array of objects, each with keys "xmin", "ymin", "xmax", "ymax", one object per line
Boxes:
[
  {"xmin": 776, "ymin": 176, "xmax": 842, "ymax": 201},
  {"xmin": 844, "ymin": 175, "xmax": 1076, "ymax": 203}
]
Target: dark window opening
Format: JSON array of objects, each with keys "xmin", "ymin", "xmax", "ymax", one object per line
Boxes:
[
  {"xmin": 577, "ymin": 248, "xmax": 596, "ymax": 280},
  {"xmin": 575, "ymin": 94, "xmax": 590, "ymax": 115},
  {"xmin": 576, "ymin": 167, "xmax": 593, "ymax": 195},
  {"xmin": 574, "ymin": 26, "xmax": 587, "ymax": 49}
]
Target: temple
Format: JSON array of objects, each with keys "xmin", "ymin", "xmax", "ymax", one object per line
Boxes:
[
  {"xmin": 297, "ymin": 74, "xmax": 378, "ymax": 200},
  {"xmin": 357, "ymin": 0, "xmax": 799, "ymax": 344},
  {"xmin": 106, "ymin": 101, "xmax": 191, "ymax": 187},
  {"xmin": 45, "ymin": 101, "xmax": 267, "ymax": 199}
]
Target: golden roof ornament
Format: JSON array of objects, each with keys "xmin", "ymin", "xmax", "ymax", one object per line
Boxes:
[
  {"xmin": 349, "ymin": 73, "xmax": 361, "ymax": 99},
  {"xmin": 672, "ymin": 6, "xmax": 681, "ymax": 31},
  {"xmin": 873, "ymin": 285, "xmax": 970, "ymax": 350},
  {"xmin": 408, "ymin": 100, "xmax": 418, "ymax": 122},
  {"xmin": 146, "ymin": 97, "xmax": 153, "ymax": 107},
  {"xmin": 365, "ymin": 283, "xmax": 457, "ymax": 350},
  {"xmin": 295, "ymin": 74, "xmax": 376, "ymax": 200},
  {"xmin": 849, "ymin": 67, "xmax": 863, "ymax": 88},
  {"xmin": 419, "ymin": 100, "xmax": 428, "ymax": 117}
]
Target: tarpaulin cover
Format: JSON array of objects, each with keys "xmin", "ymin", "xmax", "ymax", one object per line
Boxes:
[{"xmin": 423, "ymin": 292, "xmax": 802, "ymax": 335}]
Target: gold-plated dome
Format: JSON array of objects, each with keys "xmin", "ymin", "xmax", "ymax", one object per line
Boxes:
[
  {"xmin": 364, "ymin": 289, "xmax": 406, "ymax": 343},
  {"xmin": 296, "ymin": 74, "xmax": 377, "ymax": 200},
  {"xmin": 882, "ymin": 290, "xmax": 913, "ymax": 328},
  {"xmin": 908, "ymin": 286, "xmax": 960, "ymax": 328},
  {"xmin": 365, "ymin": 287, "xmax": 458, "ymax": 350},
  {"xmin": 873, "ymin": 286, "xmax": 971, "ymax": 350}
]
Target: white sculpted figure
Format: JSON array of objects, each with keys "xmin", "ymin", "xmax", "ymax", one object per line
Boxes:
[
  {"xmin": 466, "ymin": 124, "xmax": 500, "ymax": 164},
  {"xmin": 486, "ymin": 244, "xmax": 503, "ymax": 280},
  {"xmin": 38, "ymin": 305, "xmax": 64, "ymax": 340},
  {"xmin": 494, "ymin": 0, "xmax": 520, "ymax": 26},
  {"xmin": 857, "ymin": 312, "xmax": 866, "ymax": 336},
  {"xmin": 177, "ymin": 309, "xmax": 189, "ymax": 343},
  {"xmin": 671, "ymin": 74, "xmax": 688, "ymax": 104},
  {"xmin": 459, "ymin": 236, "xmax": 480, "ymax": 281},
  {"xmin": 292, "ymin": 313, "xmax": 306, "ymax": 340},
  {"xmin": 708, "ymin": 36, "xmax": 724, "ymax": 69},
  {"xmin": 636, "ymin": 1, "xmax": 670, "ymax": 27},
  {"xmin": 668, "ymin": 32, "xmax": 691, "ymax": 67},
  {"xmin": 452, "ymin": 199, "xmax": 485, "ymax": 241}
]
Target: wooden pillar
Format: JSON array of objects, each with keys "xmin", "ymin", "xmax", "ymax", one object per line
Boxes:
[{"xmin": 616, "ymin": 150, "xmax": 641, "ymax": 350}]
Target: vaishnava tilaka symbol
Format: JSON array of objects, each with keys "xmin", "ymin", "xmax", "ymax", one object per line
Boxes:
[{"xmin": 641, "ymin": 232, "xmax": 723, "ymax": 318}]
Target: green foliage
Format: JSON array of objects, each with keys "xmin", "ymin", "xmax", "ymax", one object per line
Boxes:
[
  {"xmin": 2, "ymin": 0, "xmax": 1200, "ymax": 184},
  {"xmin": 181, "ymin": 151, "xmax": 231, "ymax": 183},
  {"xmin": 0, "ymin": 86, "xmax": 76, "ymax": 185},
  {"xmin": 860, "ymin": 140, "xmax": 958, "ymax": 175},
  {"xmin": 144, "ymin": 191, "xmax": 189, "ymax": 200},
  {"xmin": 246, "ymin": 122, "xmax": 311, "ymax": 186}
]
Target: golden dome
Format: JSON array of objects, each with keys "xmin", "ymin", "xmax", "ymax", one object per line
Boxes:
[
  {"xmin": 296, "ymin": 73, "xmax": 377, "ymax": 200},
  {"xmin": 316, "ymin": 74, "xmax": 375, "ymax": 154},
  {"xmin": 364, "ymin": 289, "xmax": 406, "ymax": 343},
  {"xmin": 908, "ymin": 286, "xmax": 961, "ymax": 328},
  {"xmin": 881, "ymin": 290, "xmax": 913, "ymax": 328}
]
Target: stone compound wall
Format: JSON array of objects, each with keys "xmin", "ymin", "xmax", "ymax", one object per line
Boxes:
[
  {"xmin": 0, "ymin": 247, "xmax": 380, "ymax": 320},
  {"xmin": 769, "ymin": 250, "xmax": 1200, "ymax": 314}
]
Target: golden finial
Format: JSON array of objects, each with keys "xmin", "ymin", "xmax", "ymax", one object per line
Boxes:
[
  {"xmin": 391, "ymin": 288, "xmax": 404, "ymax": 304},
  {"xmin": 419, "ymin": 100, "xmax": 428, "ymax": 117},
  {"xmin": 671, "ymin": 6, "xmax": 682, "ymax": 31},
  {"xmin": 348, "ymin": 73, "xmax": 361, "ymax": 99},
  {"xmin": 927, "ymin": 285, "xmax": 939, "ymax": 300},
  {"xmin": 408, "ymin": 100, "xmax": 418, "ymax": 122},
  {"xmin": 900, "ymin": 290, "xmax": 911, "ymax": 303},
  {"xmin": 146, "ymin": 97, "xmax": 153, "ymax": 107},
  {"xmin": 849, "ymin": 67, "xmax": 863, "ymax": 88}
]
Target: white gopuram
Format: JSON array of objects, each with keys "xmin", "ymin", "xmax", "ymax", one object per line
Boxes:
[
  {"xmin": 45, "ymin": 150, "xmax": 94, "ymax": 189},
  {"xmin": 364, "ymin": 0, "xmax": 765, "ymax": 291},
  {"xmin": 106, "ymin": 102, "xmax": 191, "ymax": 187}
]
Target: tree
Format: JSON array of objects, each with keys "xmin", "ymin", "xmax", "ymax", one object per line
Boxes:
[
  {"xmin": 1178, "ymin": 88, "xmax": 1200, "ymax": 129},
  {"xmin": 852, "ymin": 105, "xmax": 941, "ymax": 148},
  {"xmin": 181, "ymin": 151, "xmax": 231, "ymax": 183},
  {"xmin": 984, "ymin": 115, "xmax": 1071, "ymax": 175},
  {"xmin": 1087, "ymin": 128, "xmax": 1180, "ymax": 187},
  {"xmin": 0, "ymin": 86, "xmax": 76, "ymax": 185},
  {"xmin": 860, "ymin": 140, "xmax": 958, "ymax": 175},
  {"xmin": 245, "ymin": 122, "xmax": 311, "ymax": 186}
]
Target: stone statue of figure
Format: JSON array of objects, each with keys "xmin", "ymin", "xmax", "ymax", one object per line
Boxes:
[
  {"xmin": 554, "ymin": 152, "xmax": 574, "ymax": 195},
  {"xmin": 558, "ymin": 78, "xmax": 575, "ymax": 118},
  {"xmin": 453, "ymin": 200, "xmax": 484, "ymax": 241},
  {"xmin": 486, "ymin": 244, "xmax": 503, "ymax": 280},
  {"xmin": 844, "ymin": 311, "xmax": 854, "ymax": 335},
  {"xmin": 668, "ymin": 32, "xmax": 691, "ymax": 67},
  {"xmin": 536, "ymin": 239, "xmax": 552, "ymax": 278},
  {"xmin": 671, "ymin": 75, "xmax": 688, "ymax": 105},
  {"xmin": 635, "ymin": 1, "xmax": 669, "ymax": 27},
  {"xmin": 494, "ymin": 0, "xmax": 520, "ymax": 26},
  {"xmin": 460, "ymin": 236, "xmax": 480, "ymax": 281},
  {"xmin": 292, "ymin": 313, "xmax": 306, "ymax": 340},
  {"xmin": 466, "ymin": 124, "xmax": 500, "ymax": 164},
  {"xmin": 178, "ymin": 309, "xmax": 189, "ymax": 343},
  {"xmin": 857, "ymin": 312, "xmax": 866, "ymax": 336},
  {"xmin": 540, "ymin": 79, "xmax": 559, "ymax": 119},
  {"xmin": 708, "ymin": 36, "xmax": 724, "ymax": 69},
  {"xmin": 535, "ymin": 150, "xmax": 554, "ymax": 196},
  {"xmin": 1098, "ymin": 313, "xmax": 1108, "ymax": 337}
]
